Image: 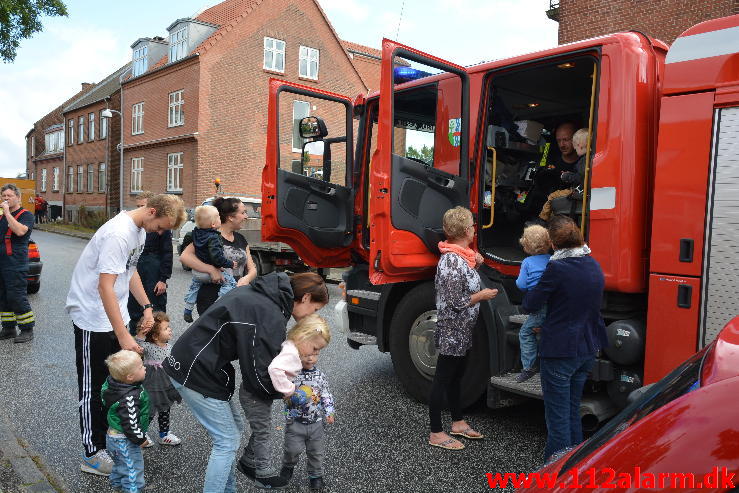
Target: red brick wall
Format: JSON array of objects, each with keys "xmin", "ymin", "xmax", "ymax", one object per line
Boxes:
[
  {"xmin": 122, "ymin": 141, "xmax": 198, "ymax": 206},
  {"xmin": 558, "ymin": 0, "xmax": 738, "ymax": 45}
]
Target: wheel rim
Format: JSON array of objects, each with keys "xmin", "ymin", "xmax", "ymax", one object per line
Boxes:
[{"xmin": 408, "ymin": 310, "xmax": 438, "ymax": 381}]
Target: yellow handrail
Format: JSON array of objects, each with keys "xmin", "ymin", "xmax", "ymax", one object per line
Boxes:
[
  {"xmin": 482, "ymin": 146, "xmax": 496, "ymax": 229},
  {"xmin": 580, "ymin": 63, "xmax": 598, "ymax": 234}
]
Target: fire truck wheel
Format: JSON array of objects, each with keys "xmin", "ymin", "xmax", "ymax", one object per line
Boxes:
[{"xmin": 389, "ymin": 282, "xmax": 489, "ymax": 408}]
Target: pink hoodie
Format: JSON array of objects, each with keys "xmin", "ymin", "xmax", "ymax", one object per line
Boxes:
[{"xmin": 268, "ymin": 340, "xmax": 302, "ymax": 395}]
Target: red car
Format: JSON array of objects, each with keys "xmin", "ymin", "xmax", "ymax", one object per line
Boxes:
[
  {"xmin": 26, "ymin": 239, "xmax": 42, "ymax": 294},
  {"xmin": 513, "ymin": 317, "xmax": 739, "ymax": 492}
]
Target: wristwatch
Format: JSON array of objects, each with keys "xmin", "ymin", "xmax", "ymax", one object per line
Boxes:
[{"xmin": 142, "ymin": 303, "xmax": 154, "ymax": 310}]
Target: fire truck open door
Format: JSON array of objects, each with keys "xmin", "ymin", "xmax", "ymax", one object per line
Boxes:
[
  {"xmin": 262, "ymin": 79, "xmax": 354, "ymax": 267},
  {"xmin": 369, "ymin": 40, "xmax": 470, "ymax": 284}
]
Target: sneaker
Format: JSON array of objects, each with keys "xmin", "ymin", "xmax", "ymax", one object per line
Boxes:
[
  {"xmin": 279, "ymin": 466, "xmax": 294, "ymax": 483},
  {"xmin": 183, "ymin": 310, "xmax": 193, "ymax": 323},
  {"xmin": 13, "ymin": 330, "xmax": 33, "ymax": 343},
  {"xmin": 80, "ymin": 450, "xmax": 113, "ymax": 476},
  {"xmin": 516, "ymin": 368, "xmax": 537, "ymax": 383},
  {"xmin": 309, "ymin": 477, "xmax": 325, "ymax": 491},
  {"xmin": 142, "ymin": 433, "xmax": 154, "ymax": 448},
  {"xmin": 254, "ymin": 474, "xmax": 289, "ymax": 489},
  {"xmin": 158, "ymin": 432, "xmax": 181, "ymax": 446},
  {"xmin": 236, "ymin": 461, "xmax": 256, "ymax": 480}
]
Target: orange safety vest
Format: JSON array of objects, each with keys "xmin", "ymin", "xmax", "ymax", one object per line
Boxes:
[{"xmin": 3, "ymin": 208, "xmax": 28, "ymax": 256}]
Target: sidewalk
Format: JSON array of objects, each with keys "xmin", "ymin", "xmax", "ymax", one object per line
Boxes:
[
  {"xmin": 33, "ymin": 224, "xmax": 94, "ymax": 240},
  {"xmin": 0, "ymin": 409, "xmax": 66, "ymax": 493}
]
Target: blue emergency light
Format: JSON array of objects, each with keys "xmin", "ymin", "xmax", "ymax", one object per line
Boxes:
[{"xmin": 393, "ymin": 66, "xmax": 432, "ymax": 84}]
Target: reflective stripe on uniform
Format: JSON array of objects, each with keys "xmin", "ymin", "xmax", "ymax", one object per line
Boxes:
[
  {"xmin": 16, "ymin": 311, "xmax": 35, "ymax": 325},
  {"xmin": 0, "ymin": 312, "xmax": 16, "ymax": 322}
]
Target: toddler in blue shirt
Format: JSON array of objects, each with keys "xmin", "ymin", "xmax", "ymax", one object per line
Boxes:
[{"xmin": 515, "ymin": 224, "xmax": 551, "ymax": 382}]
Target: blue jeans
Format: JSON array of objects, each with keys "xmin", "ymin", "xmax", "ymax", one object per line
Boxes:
[
  {"xmin": 171, "ymin": 378, "xmax": 244, "ymax": 493},
  {"xmin": 184, "ymin": 272, "xmax": 237, "ymax": 311},
  {"xmin": 106, "ymin": 434, "xmax": 144, "ymax": 493},
  {"xmin": 519, "ymin": 305, "xmax": 546, "ymax": 370},
  {"xmin": 540, "ymin": 354, "xmax": 595, "ymax": 460}
]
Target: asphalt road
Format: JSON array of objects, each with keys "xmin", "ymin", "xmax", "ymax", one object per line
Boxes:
[{"xmin": 0, "ymin": 231, "xmax": 547, "ymax": 493}]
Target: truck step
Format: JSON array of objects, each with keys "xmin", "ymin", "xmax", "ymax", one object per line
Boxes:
[
  {"xmin": 347, "ymin": 332, "xmax": 377, "ymax": 345},
  {"xmin": 508, "ymin": 314, "xmax": 529, "ymax": 325},
  {"xmin": 489, "ymin": 372, "xmax": 543, "ymax": 399}
]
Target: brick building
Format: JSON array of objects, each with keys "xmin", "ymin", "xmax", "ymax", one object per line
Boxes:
[
  {"xmin": 551, "ymin": 0, "xmax": 739, "ymax": 45},
  {"xmin": 26, "ymin": 83, "xmax": 94, "ymax": 220},
  {"xmin": 120, "ymin": 0, "xmax": 378, "ymax": 208},
  {"xmin": 62, "ymin": 64, "xmax": 129, "ymax": 221}
]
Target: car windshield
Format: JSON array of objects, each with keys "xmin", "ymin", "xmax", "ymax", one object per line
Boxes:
[
  {"xmin": 558, "ymin": 344, "xmax": 710, "ymax": 474},
  {"xmin": 202, "ymin": 199, "xmax": 261, "ymax": 219}
]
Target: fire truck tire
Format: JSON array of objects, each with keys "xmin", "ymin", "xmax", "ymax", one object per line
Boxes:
[
  {"xmin": 389, "ymin": 282, "xmax": 489, "ymax": 408},
  {"xmin": 251, "ymin": 253, "xmax": 274, "ymax": 276}
]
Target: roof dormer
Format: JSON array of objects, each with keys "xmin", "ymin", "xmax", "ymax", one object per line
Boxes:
[
  {"xmin": 130, "ymin": 36, "xmax": 168, "ymax": 77},
  {"xmin": 166, "ymin": 18, "xmax": 218, "ymax": 64}
]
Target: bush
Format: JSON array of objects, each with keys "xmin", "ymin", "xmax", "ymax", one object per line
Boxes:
[{"xmin": 77, "ymin": 205, "xmax": 108, "ymax": 230}]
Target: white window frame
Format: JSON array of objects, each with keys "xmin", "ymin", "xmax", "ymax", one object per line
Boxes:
[
  {"xmin": 78, "ymin": 116, "xmax": 84, "ymax": 144},
  {"xmin": 98, "ymin": 163, "xmax": 106, "ymax": 192},
  {"xmin": 132, "ymin": 45, "xmax": 148, "ymax": 77},
  {"xmin": 52, "ymin": 167, "xmax": 59, "ymax": 191},
  {"xmin": 132, "ymin": 102, "xmax": 144, "ymax": 135},
  {"xmin": 167, "ymin": 152, "xmax": 183, "ymax": 192},
  {"xmin": 292, "ymin": 100, "xmax": 310, "ymax": 152},
  {"xmin": 88, "ymin": 112, "xmax": 95, "ymax": 141},
  {"xmin": 299, "ymin": 46, "xmax": 319, "ymax": 80},
  {"xmin": 263, "ymin": 37, "xmax": 285, "ymax": 72},
  {"xmin": 68, "ymin": 119, "xmax": 74, "ymax": 146},
  {"xmin": 87, "ymin": 164, "xmax": 94, "ymax": 192},
  {"xmin": 40, "ymin": 168, "xmax": 47, "ymax": 192},
  {"xmin": 131, "ymin": 157, "xmax": 143, "ymax": 192},
  {"xmin": 168, "ymin": 90, "xmax": 184, "ymax": 127},
  {"xmin": 100, "ymin": 110, "xmax": 108, "ymax": 139},
  {"xmin": 77, "ymin": 165, "xmax": 84, "ymax": 192},
  {"xmin": 58, "ymin": 129, "xmax": 64, "ymax": 149},
  {"xmin": 67, "ymin": 166, "xmax": 74, "ymax": 192},
  {"xmin": 169, "ymin": 26, "xmax": 188, "ymax": 63},
  {"xmin": 30, "ymin": 135, "xmax": 35, "ymax": 157}
]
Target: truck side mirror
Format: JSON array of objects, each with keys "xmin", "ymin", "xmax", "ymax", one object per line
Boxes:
[{"xmin": 299, "ymin": 116, "xmax": 328, "ymax": 139}]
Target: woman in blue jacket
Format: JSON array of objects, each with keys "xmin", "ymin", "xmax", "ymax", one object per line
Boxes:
[{"xmin": 522, "ymin": 215, "xmax": 608, "ymax": 461}]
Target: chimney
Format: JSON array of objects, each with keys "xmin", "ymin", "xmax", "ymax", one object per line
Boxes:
[{"xmin": 81, "ymin": 82, "xmax": 94, "ymax": 91}]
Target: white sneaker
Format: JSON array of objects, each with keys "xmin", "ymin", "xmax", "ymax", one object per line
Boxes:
[
  {"xmin": 80, "ymin": 449, "xmax": 113, "ymax": 476},
  {"xmin": 158, "ymin": 432, "xmax": 182, "ymax": 446},
  {"xmin": 142, "ymin": 433, "xmax": 154, "ymax": 448}
]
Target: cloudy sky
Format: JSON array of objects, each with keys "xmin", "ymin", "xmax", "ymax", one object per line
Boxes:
[{"xmin": 0, "ymin": 0, "xmax": 558, "ymax": 177}]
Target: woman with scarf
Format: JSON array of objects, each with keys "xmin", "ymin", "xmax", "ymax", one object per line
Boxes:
[
  {"xmin": 523, "ymin": 215, "xmax": 608, "ymax": 461},
  {"xmin": 428, "ymin": 206, "xmax": 498, "ymax": 451}
]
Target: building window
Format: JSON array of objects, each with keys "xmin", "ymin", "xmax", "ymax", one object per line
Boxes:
[
  {"xmin": 77, "ymin": 165, "xmax": 84, "ymax": 192},
  {"xmin": 100, "ymin": 110, "xmax": 108, "ymax": 139},
  {"xmin": 132, "ymin": 102, "xmax": 144, "ymax": 135},
  {"xmin": 167, "ymin": 152, "xmax": 183, "ymax": 192},
  {"xmin": 40, "ymin": 168, "xmax": 47, "ymax": 192},
  {"xmin": 52, "ymin": 167, "xmax": 59, "ymax": 191},
  {"xmin": 168, "ymin": 90, "xmax": 184, "ymax": 127},
  {"xmin": 299, "ymin": 46, "xmax": 319, "ymax": 80},
  {"xmin": 98, "ymin": 163, "xmax": 106, "ymax": 192},
  {"xmin": 68, "ymin": 119, "xmax": 74, "ymax": 145},
  {"xmin": 264, "ymin": 37, "xmax": 285, "ymax": 72},
  {"xmin": 67, "ymin": 166, "xmax": 74, "ymax": 192},
  {"xmin": 78, "ymin": 116, "xmax": 84, "ymax": 144},
  {"xmin": 30, "ymin": 136, "xmax": 35, "ymax": 157},
  {"xmin": 131, "ymin": 157, "xmax": 143, "ymax": 192},
  {"xmin": 292, "ymin": 100, "xmax": 310, "ymax": 151},
  {"xmin": 87, "ymin": 164, "xmax": 94, "ymax": 192},
  {"xmin": 133, "ymin": 45, "xmax": 148, "ymax": 77},
  {"xmin": 169, "ymin": 27, "xmax": 188, "ymax": 62},
  {"xmin": 89, "ymin": 112, "xmax": 95, "ymax": 141},
  {"xmin": 44, "ymin": 130, "xmax": 64, "ymax": 153}
]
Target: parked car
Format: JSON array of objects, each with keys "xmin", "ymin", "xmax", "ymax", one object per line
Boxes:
[
  {"xmin": 27, "ymin": 239, "xmax": 42, "ymax": 294},
  {"xmin": 516, "ymin": 316, "xmax": 739, "ymax": 492}
]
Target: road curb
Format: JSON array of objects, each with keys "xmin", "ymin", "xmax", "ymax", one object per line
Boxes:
[
  {"xmin": 0, "ymin": 409, "xmax": 68, "ymax": 493},
  {"xmin": 33, "ymin": 225, "xmax": 93, "ymax": 241}
]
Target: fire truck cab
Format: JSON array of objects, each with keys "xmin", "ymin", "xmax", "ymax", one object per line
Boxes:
[{"xmin": 261, "ymin": 15, "xmax": 739, "ymax": 425}]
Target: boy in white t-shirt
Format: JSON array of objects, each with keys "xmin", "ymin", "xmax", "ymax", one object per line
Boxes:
[{"xmin": 66, "ymin": 194, "xmax": 186, "ymax": 477}]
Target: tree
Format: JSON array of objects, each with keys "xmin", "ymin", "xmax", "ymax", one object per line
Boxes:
[
  {"xmin": 406, "ymin": 144, "xmax": 434, "ymax": 165},
  {"xmin": 0, "ymin": 0, "xmax": 67, "ymax": 63}
]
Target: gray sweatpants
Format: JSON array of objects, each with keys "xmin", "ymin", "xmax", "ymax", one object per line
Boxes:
[
  {"xmin": 238, "ymin": 387, "xmax": 275, "ymax": 478},
  {"xmin": 282, "ymin": 421, "xmax": 326, "ymax": 478}
]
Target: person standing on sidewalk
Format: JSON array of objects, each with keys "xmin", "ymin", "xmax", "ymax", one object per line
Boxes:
[
  {"xmin": 127, "ymin": 192, "xmax": 173, "ymax": 333},
  {"xmin": 66, "ymin": 194, "xmax": 186, "ymax": 476},
  {"xmin": 0, "ymin": 184, "xmax": 36, "ymax": 343}
]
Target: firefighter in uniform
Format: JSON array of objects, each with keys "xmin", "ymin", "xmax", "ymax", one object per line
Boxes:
[{"xmin": 0, "ymin": 184, "xmax": 36, "ymax": 343}]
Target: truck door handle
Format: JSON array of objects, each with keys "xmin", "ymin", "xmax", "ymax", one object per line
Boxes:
[
  {"xmin": 309, "ymin": 183, "xmax": 336, "ymax": 196},
  {"xmin": 429, "ymin": 175, "xmax": 454, "ymax": 189},
  {"xmin": 679, "ymin": 239, "xmax": 694, "ymax": 262},
  {"xmin": 677, "ymin": 284, "xmax": 692, "ymax": 309}
]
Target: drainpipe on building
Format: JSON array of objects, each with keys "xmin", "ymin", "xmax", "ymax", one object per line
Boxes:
[{"xmin": 119, "ymin": 67, "xmax": 132, "ymax": 212}]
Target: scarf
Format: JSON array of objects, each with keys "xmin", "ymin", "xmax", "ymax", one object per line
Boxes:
[
  {"xmin": 549, "ymin": 244, "xmax": 591, "ymax": 261},
  {"xmin": 438, "ymin": 241, "xmax": 477, "ymax": 269}
]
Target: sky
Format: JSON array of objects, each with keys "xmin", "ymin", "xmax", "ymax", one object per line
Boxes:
[{"xmin": 0, "ymin": 0, "xmax": 558, "ymax": 177}]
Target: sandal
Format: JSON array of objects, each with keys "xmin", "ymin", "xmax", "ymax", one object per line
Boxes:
[
  {"xmin": 450, "ymin": 427, "xmax": 484, "ymax": 440},
  {"xmin": 429, "ymin": 438, "xmax": 465, "ymax": 450}
]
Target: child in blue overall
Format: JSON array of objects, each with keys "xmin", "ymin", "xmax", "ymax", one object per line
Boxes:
[
  {"xmin": 516, "ymin": 224, "xmax": 551, "ymax": 382},
  {"xmin": 183, "ymin": 205, "xmax": 236, "ymax": 322}
]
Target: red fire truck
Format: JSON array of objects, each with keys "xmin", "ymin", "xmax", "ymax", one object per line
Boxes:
[{"xmin": 261, "ymin": 15, "xmax": 739, "ymax": 428}]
